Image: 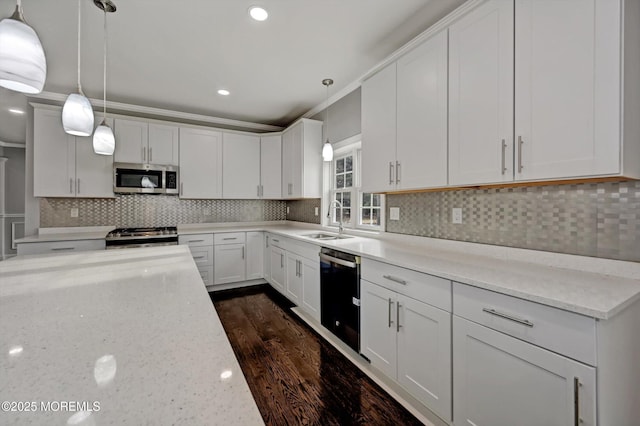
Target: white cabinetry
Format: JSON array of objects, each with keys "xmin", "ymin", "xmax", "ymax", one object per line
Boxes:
[
  {"xmin": 285, "ymin": 252, "xmax": 302, "ymax": 305},
  {"xmin": 269, "ymin": 244, "xmax": 286, "ymax": 295},
  {"xmin": 213, "ymin": 232, "xmax": 246, "ymax": 285},
  {"xmin": 300, "ymin": 256, "xmax": 320, "ymax": 321},
  {"xmin": 362, "ymin": 30, "xmax": 448, "ymax": 193},
  {"xmin": 179, "ymin": 127, "xmax": 222, "ymax": 199},
  {"xmin": 114, "ymin": 119, "xmax": 178, "ymax": 165},
  {"xmin": 449, "ymin": 0, "xmax": 633, "ymax": 186},
  {"xmin": 179, "ymin": 233, "xmax": 214, "ymax": 286},
  {"xmin": 246, "ymin": 231, "xmax": 263, "ymax": 280},
  {"xmin": 222, "ymin": 132, "xmax": 261, "ymax": 198},
  {"xmin": 453, "ymin": 282, "xmax": 597, "ymax": 426},
  {"xmin": 281, "ymin": 119, "xmax": 323, "ymax": 199},
  {"xmin": 260, "ymin": 135, "xmax": 282, "ymax": 199},
  {"xmin": 34, "ymin": 107, "xmax": 113, "ymax": 198},
  {"xmin": 360, "ymin": 259, "xmax": 452, "ymax": 421},
  {"xmin": 17, "ymin": 239, "xmax": 105, "ymax": 256}
]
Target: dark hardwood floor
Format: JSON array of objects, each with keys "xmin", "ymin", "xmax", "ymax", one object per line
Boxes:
[{"xmin": 211, "ymin": 285, "xmax": 424, "ymax": 426}]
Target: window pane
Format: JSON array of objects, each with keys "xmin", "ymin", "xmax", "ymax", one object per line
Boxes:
[
  {"xmin": 362, "ymin": 208, "xmax": 371, "ymax": 224},
  {"xmin": 372, "ymin": 194, "xmax": 381, "ymax": 206},
  {"xmin": 371, "ymin": 208, "xmax": 380, "ymax": 226},
  {"xmin": 342, "ymin": 192, "xmax": 351, "ymax": 207},
  {"xmin": 345, "ymin": 155, "xmax": 353, "ymax": 172},
  {"xmin": 336, "ymin": 158, "xmax": 344, "ymax": 174},
  {"xmin": 362, "ymin": 193, "xmax": 371, "ymax": 207},
  {"xmin": 345, "ymin": 172, "xmax": 353, "ymax": 188},
  {"xmin": 336, "ymin": 175, "xmax": 344, "ymax": 189},
  {"xmin": 343, "ymin": 208, "xmax": 351, "ymax": 223}
]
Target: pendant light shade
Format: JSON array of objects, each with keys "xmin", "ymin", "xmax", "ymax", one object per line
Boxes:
[
  {"xmin": 92, "ymin": 0, "xmax": 116, "ymax": 156},
  {"xmin": 93, "ymin": 120, "xmax": 115, "ymax": 155},
  {"xmin": 63, "ymin": 0, "xmax": 94, "ymax": 136},
  {"xmin": 0, "ymin": 1, "xmax": 47, "ymax": 94},
  {"xmin": 321, "ymin": 78, "xmax": 334, "ymax": 162}
]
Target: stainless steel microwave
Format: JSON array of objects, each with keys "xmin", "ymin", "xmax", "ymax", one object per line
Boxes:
[{"xmin": 113, "ymin": 163, "xmax": 179, "ymax": 194}]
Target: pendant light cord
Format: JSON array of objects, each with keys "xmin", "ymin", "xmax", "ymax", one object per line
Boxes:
[
  {"xmin": 325, "ymin": 83, "xmax": 330, "ymax": 142},
  {"xmin": 103, "ymin": 7, "xmax": 107, "ymax": 118},
  {"xmin": 77, "ymin": 0, "xmax": 83, "ymax": 94}
]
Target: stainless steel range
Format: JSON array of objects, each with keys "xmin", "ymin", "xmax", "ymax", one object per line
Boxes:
[{"xmin": 105, "ymin": 226, "xmax": 178, "ymax": 249}]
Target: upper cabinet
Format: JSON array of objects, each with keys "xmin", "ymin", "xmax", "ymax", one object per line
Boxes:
[
  {"xmin": 260, "ymin": 134, "xmax": 282, "ymax": 199},
  {"xmin": 34, "ymin": 107, "xmax": 113, "ymax": 198},
  {"xmin": 179, "ymin": 127, "xmax": 222, "ymax": 199},
  {"xmin": 281, "ymin": 119, "xmax": 323, "ymax": 199},
  {"xmin": 114, "ymin": 118, "xmax": 179, "ymax": 166},
  {"xmin": 222, "ymin": 132, "xmax": 261, "ymax": 199},
  {"xmin": 362, "ymin": 30, "xmax": 448, "ymax": 193},
  {"xmin": 449, "ymin": 0, "xmax": 634, "ymax": 186}
]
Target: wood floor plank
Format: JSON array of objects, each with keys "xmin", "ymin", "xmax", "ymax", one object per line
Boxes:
[{"xmin": 211, "ymin": 285, "xmax": 424, "ymax": 426}]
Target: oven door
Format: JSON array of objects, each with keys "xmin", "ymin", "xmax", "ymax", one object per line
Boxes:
[{"xmin": 114, "ymin": 163, "xmax": 165, "ymax": 194}]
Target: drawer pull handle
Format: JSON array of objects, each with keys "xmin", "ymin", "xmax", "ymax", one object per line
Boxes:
[
  {"xmin": 188, "ymin": 239, "xmax": 205, "ymax": 243},
  {"xmin": 383, "ymin": 274, "xmax": 407, "ymax": 285},
  {"xmin": 52, "ymin": 247, "xmax": 75, "ymax": 251},
  {"xmin": 193, "ymin": 256, "xmax": 205, "ymax": 260},
  {"xmin": 482, "ymin": 308, "xmax": 534, "ymax": 328},
  {"xmin": 272, "ymin": 239, "xmax": 279, "ymax": 243},
  {"xmin": 223, "ymin": 237, "xmax": 237, "ymax": 240}
]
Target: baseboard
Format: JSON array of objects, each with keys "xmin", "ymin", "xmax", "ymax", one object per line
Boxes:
[
  {"xmin": 207, "ymin": 278, "xmax": 267, "ymax": 293},
  {"xmin": 290, "ymin": 307, "xmax": 450, "ymax": 426}
]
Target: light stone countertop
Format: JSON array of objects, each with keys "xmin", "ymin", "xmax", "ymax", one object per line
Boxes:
[
  {"xmin": 0, "ymin": 246, "xmax": 264, "ymax": 426},
  {"xmin": 16, "ymin": 221, "xmax": 640, "ymax": 320}
]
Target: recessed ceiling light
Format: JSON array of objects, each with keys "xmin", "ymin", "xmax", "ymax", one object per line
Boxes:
[
  {"xmin": 248, "ymin": 6, "xmax": 268, "ymax": 21},
  {"xmin": 9, "ymin": 108, "xmax": 24, "ymax": 115},
  {"xmin": 217, "ymin": 89, "xmax": 230, "ymax": 96}
]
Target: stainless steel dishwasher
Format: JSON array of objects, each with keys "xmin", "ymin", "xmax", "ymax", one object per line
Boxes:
[{"xmin": 320, "ymin": 247, "xmax": 361, "ymax": 352}]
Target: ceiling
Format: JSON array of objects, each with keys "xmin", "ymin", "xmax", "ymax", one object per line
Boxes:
[{"xmin": 0, "ymin": 0, "xmax": 466, "ymax": 143}]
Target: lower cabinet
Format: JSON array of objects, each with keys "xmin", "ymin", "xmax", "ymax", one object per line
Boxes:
[
  {"xmin": 246, "ymin": 232, "xmax": 264, "ymax": 280},
  {"xmin": 17, "ymin": 239, "xmax": 105, "ymax": 256},
  {"xmin": 285, "ymin": 252, "xmax": 302, "ymax": 304},
  {"xmin": 269, "ymin": 246, "xmax": 286, "ymax": 295},
  {"xmin": 214, "ymin": 243, "xmax": 246, "ymax": 284},
  {"xmin": 300, "ymin": 256, "xmax": 320, "ymax": 322},
  {"xmin": 263, "ymin": 234, "xmax": 272, "ymax": 284},
  {"xmin": 178, "ymin": 233, "xmax": 214, "ymax": 286},
  {"xmin": 361, "ymin": 279, "xmax": 452, "ymax": 421},
  {"xmin": 453, "ymin": 316, "xmax": 596, "ymax": 426}
]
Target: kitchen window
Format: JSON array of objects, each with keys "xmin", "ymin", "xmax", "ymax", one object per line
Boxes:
[{"xmin": 329, "ymin": 144, "xmax": 384, "ymax": 231}]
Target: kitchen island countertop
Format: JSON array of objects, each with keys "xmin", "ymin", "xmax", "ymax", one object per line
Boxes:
[{"xmin": 0, "ymin": 245, "xmax": 264, "ymax": 426}]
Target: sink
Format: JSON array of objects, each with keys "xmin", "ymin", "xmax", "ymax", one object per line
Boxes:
[{"xmin": 303, "ymin": 233, "xmax": 353, "ymax": 241}]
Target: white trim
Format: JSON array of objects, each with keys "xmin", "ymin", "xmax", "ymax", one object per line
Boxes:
[
  {"xmin": 0, "ymin": 213, "xmax": 25, "ymax": 218},
  {"xmin": 300, "ymin": 0, "xmax": 484, "ymax": 120},
  {"xmin": 332, "ymin": 133, "xmax": 362, "ymax": 152},
  {"xmin": 0, "ymin": 141, "xmax": 26, "ymax": 148},
  {"xmin": 28, "ymin": 91, "xmax": 284, "ymax": 132}
]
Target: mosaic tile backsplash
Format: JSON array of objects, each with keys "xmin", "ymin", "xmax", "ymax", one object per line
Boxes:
[
  {"xmin": 286, "ymin": 199, "xmax": 321, "ymax": 224},
  {"xmin": 41, "ymin": 195, "xmax": 287, "ymax": 228},
  {"xmin": 386, "ymin": 180, "xmax": 640, "ymax": 262}
]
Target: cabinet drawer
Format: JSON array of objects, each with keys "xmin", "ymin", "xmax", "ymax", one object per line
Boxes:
[
  {"xmin": 178, "ymin": 233, "xmax": 213, "ymax": 247},
  {"xmin": 453, "ymin": 282, "xmax": 596, "ymax": 366},
  {"xmin": 188, "ymin": 246, "xmax": 213, "ymax": 267},
  {"xmin": 198, "ymin": 266, "xmax": 213, "ymax": 287},
  {"xmin": 266, "ymin": 234, "xmax": 288, "ymax": 250},
  {"xmin": 17, "ymin": 239, "xmax": 105, "ymax": 256},
  {"xmin": 214, "ymin": 232, "xmax": 246, "ymax": 245},
  {"xmin": 287, "ymin": 239, "xmax": 319, "ymax": 262},
  {"xmin": 361, "ymin": 258, "xmax": 451, "ymax": 312}
]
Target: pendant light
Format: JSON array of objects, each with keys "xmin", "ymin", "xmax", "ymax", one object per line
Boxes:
[
  {"xmin": 321, "ymin": 78, "xmax": 334, "ymax": 162},
  {"xmin": 0, "ymin": 0, "xmax": 47, "ymax": 94},
  {"xmin": 92, "ymin": 0, "xmax": 116, "ymax": 156},
  {"xmin": 62, "ymin": 0, "xmax": 94, "ymax": 137}
]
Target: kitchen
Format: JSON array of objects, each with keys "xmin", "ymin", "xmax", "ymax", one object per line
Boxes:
[{"xmin": 1, "ymin": 0, "xmax": 640, "ymax": 425}]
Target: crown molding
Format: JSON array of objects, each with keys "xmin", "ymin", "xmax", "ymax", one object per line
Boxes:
[{"xmin": 27, "ymin": 91, "xmax": 284, "ymax": 132}]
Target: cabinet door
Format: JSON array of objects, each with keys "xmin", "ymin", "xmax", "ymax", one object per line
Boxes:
[
  {"xmin": 449, "ymin": 0, "xmax": 514, "ymax": 185},
  {"xmin": 285, "ymin": 252, "xmax": 302, "ymax": 304},
  {"xmin": 33, "ymin": 108, "xmax": 76, "ymax": 197},
  {"xmin": 263, "ymin": 234, "xmax": 272, "ymax": 283},
  {"xmin": 114, "ymin": 119, "xmax": 147, "ymax": 163},
  {"xmin": 397, "ymin": 296, "xmax": 451, "ymax": 421},
  {"xmin": 360, "ymin": 280, "xmax": 397, "ymax": 379},
  {"xmin": 281, "ymin": 123, "xmax": 303, "ymax": 198},
  {"xmin": 179, "ymin": 127, "xmax": 222, "ymax": 199},
  {"xmin": 246, "ymin": 231, "xmax": 263, "ymax": 280},
  {"xmin": 222, "ymin": 132, "xmax": 261, "ymax": 198},
  {"xmin": 75, "ymin": 128, "xmax": 114, "ymax": 198},
  {"xmin": 453, "ymin": 316, "xmax": 596, "ymax": 426},
  {"xmin": 361, "ymin": 63, "xmax": 397, "ymax": 193},
  {"xmin": 214, "ymin": 243, "xmax": 246, "ymax": 285},
  {"xmin": 514, "ymin": 0, "xmax": 620, "ymax": 180},
  {"xmin": 148, "ymin": 123, "xmax": 179, "ymax": 165},
  {"xmin": 301, "ymin": 256, "xmax": 320, "ymax": 322},
  {"xmin": 269, "ymin": 246, "xmax": 286, "ymax": 294},
  {"xmin": 396, "ymin": 30, "xmax": 448, "ymax": 189},
  {"xmin": 260, "ymin": 135, "xmax": 282, "ymax": 199}
]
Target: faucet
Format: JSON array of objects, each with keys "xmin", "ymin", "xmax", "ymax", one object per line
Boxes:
[{"xmin": 327, "ymin": 200, "xmax": 344, "ymax": 234}]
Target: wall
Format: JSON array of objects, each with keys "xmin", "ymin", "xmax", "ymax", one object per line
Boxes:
[
  {"xmin": 286, "ymin": 199, "xmax": 321, "ymax": 224},
  {"xmin": 312, "ymin": 88, "xmax": 361, "ymax": 144},
  {"xmin": 40, "ymin": 196, "xmax": 286, "ymax": 228},
  {"xmin": 387, "ymin": 180, "xmax": 640, "ymax": 262},
  {"xmin": 1, "ymin": 147, "xmax": 25, "ymax": 214}
]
